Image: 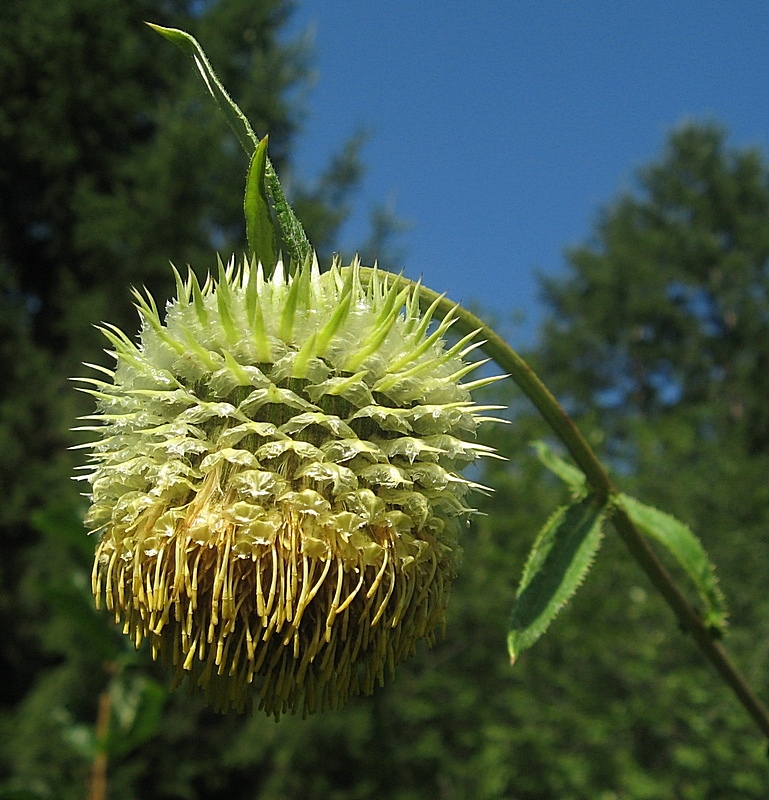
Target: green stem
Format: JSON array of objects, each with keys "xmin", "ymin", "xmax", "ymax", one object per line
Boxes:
[{"xmin": 362, "ymin": 267, "xmax": 769, "ymax": 742}]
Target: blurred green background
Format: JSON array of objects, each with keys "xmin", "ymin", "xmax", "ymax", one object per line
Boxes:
[{"xmin": 2, "ymin": 1, "xmax": 769, "ymax": 797}]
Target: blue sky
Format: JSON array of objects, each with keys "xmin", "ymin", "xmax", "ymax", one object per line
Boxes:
[{"xmin": 283, "ymin": 2, "xmax": 769, "ymax": 345}]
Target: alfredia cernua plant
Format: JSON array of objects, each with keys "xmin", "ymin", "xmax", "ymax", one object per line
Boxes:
[
  {"xmin": 78, "ymin": 256, "xmax": 501, "ymax": 716},
  {"xmin": 76, "ymin": 24, "xmax": 504, "ymax": 719},
  {"xmin": 73, "ymin": 22, "xmax": 765, "ymax": 745}
]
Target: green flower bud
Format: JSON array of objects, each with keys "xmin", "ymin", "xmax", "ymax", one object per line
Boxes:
[{"xmin": 77, "ymin": 256, "xmax": 501, "ymax": 717}]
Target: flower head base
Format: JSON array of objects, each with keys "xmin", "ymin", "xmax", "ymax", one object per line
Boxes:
[{"xmin": 78, "ymin": 256, "xmax": 501, "ymax": 716}]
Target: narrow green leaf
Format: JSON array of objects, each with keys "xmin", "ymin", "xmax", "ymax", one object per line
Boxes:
[
  {"xmin": 531, "ymin": 439, "xmax": 586, "ymax": 493},
  {"xmin": 508, "ymin": 496, "xmax": 606, "ymax": 664},
  {"xmin": 245, "ymin": 136, "xmax": 277, "ymax": 270},
  {"xmin": 145, "ymin": 22, "xmax": 257, "ymax": 154},
  {"xmin": 146, "ymin": 22, "xmax": 312, "ymax": 268},
  {"xmin": 615, "ymin": 493, "xmax": 727, "ymax": 633}
]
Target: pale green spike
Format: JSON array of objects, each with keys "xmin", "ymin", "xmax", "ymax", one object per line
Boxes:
[
  {"xmin": 402, "ymin": 277, "xmax": 423, "ymax": 330},
  {"xmin": 445, "ymin": 357, "xmax": 492, "ymax": 383},
  {"xmin": 411, "ymin": 292, "xmax": 450, "ymax": 343},
  {"xmin": 340, "ymin": 256, "xmax": 359, "ymax": 296},
  {"xmin": 170, "ymin": 263, "xmax": 189, "ymax": 305},
  {"xmin": 222, "ymin": 253, "xmax": 237, "ymax": 282},
  {"xmin": 343, "ymin": 302, "xmax": 401, "ymax": 373},
  {"xmin": 314, "ymin": 286, "xmax": 353, "ymax": 356},
  {"xmin": 365, "ymin": 280, "xmax": 411, "ymax": 347},
  {"xmin": 74, "ymin": 387, "xmax": 121, "ymax": 402},
  {"xmin": 249, "ymin": 295, "xmax": 271, "ymax": 363},
  {"xmin": 107, "ymin": 349, "xmax": 140, "ymax": 373},
  {"xmin": 131, "ymin": 286, "xmax": 162, "ymax": 327},
  {"xmin": 313, "ymin": 370, "xmax": 369, "ymax": 397},
  {"xmin": 72, "ymin": 376, "xmax": 113, "ymax": 391},
  {"xmin": 362, "ymin": 261, "xmax": 381, "ymax": 301},
  {"xmin": 474, "ymin": 415, "xmax": 510, "ymax": 428},
  {"xmin": 245, "ymin": 253, "xmax": 258, "ymax": 310},
  {"xmin": 471, "ymin": 404, "xmax": 508, "ymax": 414},
  {"xmin": 97, "ymin": 322, "xmax": 134, "ymax": 346},
  {"xmin": 308, "ymin": 251, "xmax": 322, "ymax": 288},
  {"xmin": 295, "ymin": 250, "xmax": 314, "ymax": 308},
  {"xmin": 387, "ymin": 316, "xmax": 458, "ymax": 373},
  {"xmin": 244, "ymin": 259, "xmax": 271, "ymax": 362},
  {"xmin": 376, "ymin": 352, "xmax": 436, "ymax": 390},
  {"xmin": 271, "ymin": 257, "xmax": 286, "ymax": 286},
  {"xmin": 291, "ymin": 332, "xmax": 318, "ymax": 379},
  {"xmin": 188, "ymin": 267, "xmax": 208, "ymax": 325},
  {"xmin": 135, "ymin": 306, "xmax": 187, "ymax": 356},
  {"xmin": 461, "ymin": 373, "xmax": 508, "ymax": 392},
  {"xmin": 181, "ymin": 326, "xmax": 221, "ymax": 371},
  {"xmin": 81, "ymin": 362, "xmax": 115, "ymax": 378},
  {"xmin": 444, "ymin": 328, "xmax": 483, "ymax": 360},
  {"xmin": 222, "ymin": 349, "xmax": 254, "ymax": 386},
  {"xmin": 371, "ymin": 274, "xmax": 408, "ymax": 331},
  {"xmin": 95, "ymin": 324, "xmax": 138, "ymax": 356},
  {"xmin": 369, "ymin": 264, "xmax": 391, "ymax": 309},
  {"xmin": 215, "ymin": 267, "xmax": 238, "ymax": 344},
  {"xmin": 455, "ymin": 341, "xmax": 486, "ymax": 364},
  {"xmin": 375, "ymin": 343, "xmax": 468, "ymax": 391},
  {"xmin": 132, "ymin": 297, "xmax": 159, "ymax": 331},
  {"xmin": 201, "ymin": 271, "xmax": 214, "ymax": 295},
  {"xmin": 279, "ymin": 264, "xmax": 302, "ymax": 342}
]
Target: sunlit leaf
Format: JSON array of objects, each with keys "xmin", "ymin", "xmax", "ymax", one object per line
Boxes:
[
  {"xmin": 615, "ymin": 493, "xmax": 727, "ymax": 633},
  {"xmin": 245, "ymin": 135, "xmax": 277, "ymax": 269},
  {"xmin": 531, "ymin": 439, "xmax": 586, "ymax": 493},
  {"xmin": 146, "ymin": 22, "xmax": 311, "ymax": 268},
  {"xmin": 145, "ymin": 23, "xmax": 257, "ymax": 155},
  {"xmin": 508, "ymin": 496, "xmax": 606, "ymax": 664}
]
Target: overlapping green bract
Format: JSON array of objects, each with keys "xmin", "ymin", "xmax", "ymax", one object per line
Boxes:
[{"xmin": 77, "ymin": 256, "xmax": 501, "ymax": 715}]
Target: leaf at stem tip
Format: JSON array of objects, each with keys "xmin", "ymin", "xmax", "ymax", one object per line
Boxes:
[
  {"xmin": 245, "ymin": 136, "xmax": 278, "ymax": 272},
  {"xmin": 614, "ymin": 493, "xmax": 728, "ymax": 634},
  {"xmin": 145, "ymin": 22, "xmax": 258, "ymax": 155},
  {"xmin": 508, "ymin": 496, "xmax": 606, "ymax": 664},
  {"xmin": 146, "ymin": 21, "xmax": 312, "ymax": 270}
]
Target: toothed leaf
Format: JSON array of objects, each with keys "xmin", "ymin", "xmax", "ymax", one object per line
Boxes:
[
  {"xmin": 615, "ymin": 493, "xmax": 727, "ymax": 633},
  {"xmin": 508, "ymin": 496, "xmax": 606, "ymax": 664}
]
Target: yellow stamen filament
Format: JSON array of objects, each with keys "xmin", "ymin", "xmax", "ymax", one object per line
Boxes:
[{"xmin": 92, "ymin": 496, "xmax": 455, "ymax": 717}]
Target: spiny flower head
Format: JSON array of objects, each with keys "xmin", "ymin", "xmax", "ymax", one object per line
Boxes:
[{"xmin": 78, "ymin": 255, "xmax": 502, "ymax": 717}]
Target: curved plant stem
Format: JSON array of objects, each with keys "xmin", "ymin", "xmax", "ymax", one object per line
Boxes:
[{"xmin": 361, "ymin": 267, "xmax": 769, "ymax": 742}]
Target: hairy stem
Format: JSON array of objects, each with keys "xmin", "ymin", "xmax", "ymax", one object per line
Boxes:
[{"xmin": 362, "ymin": 267, "xmax": 769, "ymax": 742}]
